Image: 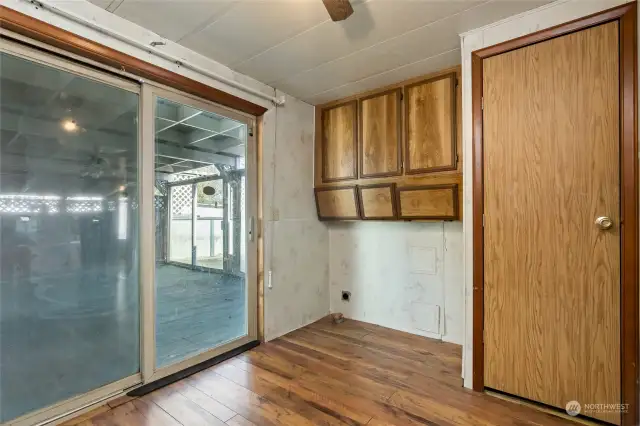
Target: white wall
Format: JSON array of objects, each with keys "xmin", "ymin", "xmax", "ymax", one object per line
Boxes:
[
  {"xmin": 262, "ymin": 94, "xmax": 330, "ymax": 340},
  {"xmin": 459, "ymin": 0, "xmax": 630, "ymax": 389},
  {"xmin": 329, "ymin": 221, "xmax": 464, "ymax": 345},
  {"xmin": 3, "ymin": 0, "xmax": 328, "ymax": 342}
]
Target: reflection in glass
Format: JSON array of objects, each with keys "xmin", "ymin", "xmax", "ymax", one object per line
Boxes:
[
  {"xmin": 154, "ymin": 97, "xmax": 247, "ymax": 367},
  {"xmin": 168, "ymin": 183, "xmax": 194, "ymax": 265},
  {"xmin": 0, "ymin": 52, "xmax": 139, "ymax": 422},
  {"xmin": 195, "ymin": 180, "xmax": 224, "ymax": 270}
]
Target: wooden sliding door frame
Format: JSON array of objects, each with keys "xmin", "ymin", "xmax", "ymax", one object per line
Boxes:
[{"xmin": 471, "ymin": 3, "xmax": 638, "ymax": 425}]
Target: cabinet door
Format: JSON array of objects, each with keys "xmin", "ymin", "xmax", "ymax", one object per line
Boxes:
[
  {"xmin": 396, "ymin": 184, "xmax": 458, "ymax": 220},
  {"xmin": 358, "ymin": 183, "xmax": 397, "ymax": 220},
  {"xmin": 322, "ymin": 101, "xmax": 357, "ymax": 182},
  {"xmin": 405, "ymin": 73, "xmax": 456, "ymax": 173},
  {"xmin": 315, "ymin": 187, "xmax": 360, "ymax": 220},
  {"xmin": 359, "ymin": 89, "xmax": 401, "ymax": 178}
]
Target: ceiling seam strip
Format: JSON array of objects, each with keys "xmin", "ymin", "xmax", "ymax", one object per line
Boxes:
[
  {"xmin": 307, "ymin": 47, "xmax": 461, "ymax": 101},
  {"xmin": 175, "ymin": 2, "xmax": 240, "ymax": 43},
  {"xmin": 269, "ymin": 0, "xmax": 492, "ymax": 88},
  {"xmin": 107, "ymin": 0, "xmax": 124, "ymax": 13},
  {"xmin": 187, "ymin": 123, "xmax": 245, "ymax": 146},
  {"xmin": 229, "ymin": 0, "xmax": 374, "ymax": 72},
  {"xmin": 156, "ymin": 111, "xmax": 203, "ymax": 134}
]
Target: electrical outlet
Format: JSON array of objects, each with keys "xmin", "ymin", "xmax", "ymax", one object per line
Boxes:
[{"xmin": 268, "ymin": 270, "xmax": 273, "ymax": 289}]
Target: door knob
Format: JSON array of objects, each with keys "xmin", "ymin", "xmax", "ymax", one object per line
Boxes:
[{"xmin": 595, "ymin": 216, "xmax": 613, "ymax": 230}]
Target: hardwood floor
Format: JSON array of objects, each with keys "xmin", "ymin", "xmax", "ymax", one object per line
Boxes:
[{"xmin": 62, "ymin": 317, "xmax": 574, "ymax": 426}]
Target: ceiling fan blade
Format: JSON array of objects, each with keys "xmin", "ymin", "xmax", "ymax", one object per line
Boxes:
[{"xmin": 322, "ymin": 0, "xmax": 354, "ymax": 22}]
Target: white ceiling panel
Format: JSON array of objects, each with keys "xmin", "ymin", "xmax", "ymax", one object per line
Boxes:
[
  {"xmin": 112, "ymin": 0, "xmax": 238, "ymax": 42},
  {"xmin": 276, "ymin": 0, "xmax": 551, "ymax": 99},
  {"xmin": 89, "ymin": 0, "xmax": 554, "ymax": 104},
  {"xmin": 233, "ymin": 0, "xmax": 485, "ymax": 84},
  {"xmin": 179, "ymin": 1, "xmax": 330, "ymax": 66},
  {"xmin": 306, "ymin": 48, "xmax": 462, "ymax": 104}
]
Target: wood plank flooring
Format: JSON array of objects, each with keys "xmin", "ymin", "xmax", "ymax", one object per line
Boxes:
[{"xmin": 62, "ymin": 317, "xmax": 574, "ymax": 426}]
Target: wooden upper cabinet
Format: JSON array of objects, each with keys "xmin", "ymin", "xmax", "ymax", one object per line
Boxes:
[
  {"xmin": 359, "ymin": 89, "xmax": 402, "ymax": 178},
  {"xmin": 315, "ymin": 187, "xmax": 360, "ymax": 220},
  {"xmin": 314, "ymin": 67, "xmax": 463, "ymax": 222},
  {"xmin": 405, "ymin": 73, "xmax": 457, "ymax": 173},
  {"xmin": 322, "ymin": 101, "xmax": 357, "ymax": 182}
]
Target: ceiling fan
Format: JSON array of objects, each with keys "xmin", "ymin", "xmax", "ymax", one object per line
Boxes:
[{"xmin": 322, "ymin": 0, "xmax": 354, "ymax": 22}]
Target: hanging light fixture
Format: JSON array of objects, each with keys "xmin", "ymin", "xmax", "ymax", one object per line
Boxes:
[{"xmin": 61, "ymin": 119, "xmax": 78, "ymax": 132}]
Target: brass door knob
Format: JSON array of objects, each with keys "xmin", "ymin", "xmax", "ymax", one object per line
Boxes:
[{"xmin": 595, "ymin": 216, "xmax": 613, "ymax": 230}]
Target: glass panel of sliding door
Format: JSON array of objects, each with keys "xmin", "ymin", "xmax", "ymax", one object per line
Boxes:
[
  {"xmin": 0, "ymin": 49, "xmax": 140, "ymax": 422},
  {"xmin": 154, "ymin": 95, "xmax": 249, "ymax": 368}
]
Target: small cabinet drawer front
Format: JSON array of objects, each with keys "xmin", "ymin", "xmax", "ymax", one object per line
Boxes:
[
  {"xmin": 397, "ymin": 184, "xmax": 458, "ymax": 220},
  {"xmin": 405, "ymin": 73, "xmax": 456, "ymax": 174},
  {"xmin": 322, "ymin": 101, "xmax": 358, "ymax": 182},
  {"xmin": 358, "ymin": 184, "xmax": 397, "ymax": 220},
  {"xmin": 360, "ymin": 89, "xmax": 402, "ymax": 178},
  {"xmin": 315, "ymin": 187, "xmax": 360, "ymax": 220}
]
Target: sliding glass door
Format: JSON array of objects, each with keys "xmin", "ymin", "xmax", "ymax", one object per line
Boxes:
[
  {"xmin": 0, "ymin": 35, "xmax": 257, "ymax": 425},
  {"xmin": 152, "ymin": 90, "xmax": 255, "ymax": 373},
  {"xmin": 0, "ymin": 42, "xmax": 141, "ymax": 423}
]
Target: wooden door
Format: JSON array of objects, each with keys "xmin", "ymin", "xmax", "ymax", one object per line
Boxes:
[
  {"xmin": 359, "ymin": 89, "xmax": 401, "ymax": 177},
  {"xmin": 322, "ymin": 101, "xmax": 357, "ymax": 182},
  {"xmin": 405, "ymin": 73, "xmax": 456, "ymax": 173},
  {"xmin": 483, "ymin": 22, "xmax": 620, "ymax": 424}
]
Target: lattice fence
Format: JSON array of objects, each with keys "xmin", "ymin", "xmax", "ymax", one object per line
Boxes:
[
  {"xmin": 66, "ymin": 199, "xmax": 103, "ymax": 214},
  {"xmin": 171, "ymin": 185, "xmax": 192, "ymax": 218},
  {"xmin": 0, "ymin": 197, "xmax": 52, "ymax": 214},
  {"xmin": 0, "ymin": 196, "xmax": 105, "ymax": 215}
]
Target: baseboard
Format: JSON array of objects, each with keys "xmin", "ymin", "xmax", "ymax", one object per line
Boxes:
[
  {"xmin": 333, "ymin": 312, "xmax": 445, "ymax": 342},
  {"xmin": 442, "ymin": 334, "xmax": 464, "ymax": 345},
  {"xmin": 264, "ymin": 310, "xmax": 330, "ymax": 342}
]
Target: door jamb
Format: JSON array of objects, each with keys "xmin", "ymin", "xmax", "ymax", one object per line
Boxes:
[{"xmin": 471, "ymin": 3, "xmax": 638, "ymax": 425}]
